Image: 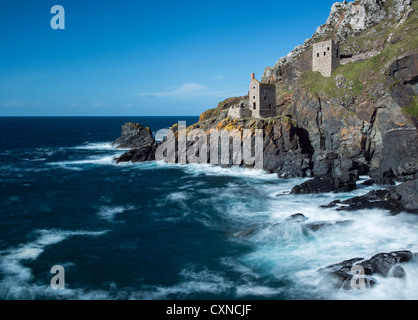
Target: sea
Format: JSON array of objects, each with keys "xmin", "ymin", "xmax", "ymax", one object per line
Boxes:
[{"xmin": 0, "ymin": 116, "xmax": 417, "ymax": 300}]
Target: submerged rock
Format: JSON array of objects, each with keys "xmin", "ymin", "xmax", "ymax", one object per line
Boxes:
[
  {"xmin": 231, "ymin": 228, "xmax": 258, "ymax": 238},
  {"xmin": 304, "ymin": 220, "xmax": 352, "ymax": 232},
  {"xmin": 285, "ymin": 213, "xmax": 307, "ymax": 222}
]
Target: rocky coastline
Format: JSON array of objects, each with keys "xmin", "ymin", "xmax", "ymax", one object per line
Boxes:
[{"xmin": 112, "ymin": 0, "xmax": 418, "ymax": 292}]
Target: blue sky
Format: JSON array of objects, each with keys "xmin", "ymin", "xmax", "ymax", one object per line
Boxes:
[{"xmin": 0, "ymin": 0, "xmax": 341, "ymax": 116}]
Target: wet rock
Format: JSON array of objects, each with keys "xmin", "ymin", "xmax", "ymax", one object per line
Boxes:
[
  {"xmin": 359, "ymin": 251, "xmax": 414, "ymax": 277},
  {"xmin": 390, "ymin": 179, "xmax": 418, "ymax": 211},
  {"xmin": 113, "ymin": 122, "xmax": 155, "ymax": 149},
  {"xmin": 291, "ymin": 156, "xmax": 359, "ymax": 194},
  {"xmin": 323, "ymin": 180, "xmax": 418, "ymax": 214},
  {"xmin": 323, "ymin": 189, "xmax": 402, "ymax": 212},
  {"xmin": 319, "ymin": 257, "xmax": 377, "ymax": 290},
  {"xmin": 285, "ymin": 213, "xmax": 307, "ymax": 222},
  {"xmin": 113, "ymin": 122, "xmax": 159, "ymax": 163},
  {"xmin": 360, "ymin": 179, "xmax": 376, "ymax": 186},
  {"xmin": 115, "ymin": 143, "xmax": 158, "ymax": 163},
  {"xmin": 304, "ymin": 220, "xmax": 352, "ymax": 232},
  {"xmin": 290, "ymin": 172, "xmax": 357, "ymax": 194},
  {"xmin": 276, "ymin": 191, "xmax": 291, "ymax": 197},
  {"xmin": 304, "ymin": 222, "xmax": 329, "ymax": 232},
  {"xmin": 390, "ymin": 265, "xmax": 406, "ymax": 279},
  {"xmin": 320, "ymin": 250, "xmax": 415, "ymax": 290}
]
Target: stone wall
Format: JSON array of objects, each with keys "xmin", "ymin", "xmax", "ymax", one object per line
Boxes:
[
  {"xmin": 228, "ymin": 107, "xmax": 252, "ymax": 119},
  {"xmin": 259, "ymin": 84, "xmax": 276, "ymax": 118}
]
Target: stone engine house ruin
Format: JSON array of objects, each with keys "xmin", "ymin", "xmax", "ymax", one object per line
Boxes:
[
  {"xmin": 228, "ymin": 73, "xmax": 277, "ymax": 119},
  {"xmin": 249, "ymin": 73, "xmax": 276, "ymax": 118},
  {"xmin": 312, "ymin": 39, "xmax": 340, "ymax": 77}
]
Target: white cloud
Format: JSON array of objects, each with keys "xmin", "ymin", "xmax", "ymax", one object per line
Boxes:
[
  {"xmin": 0, "ymin": 100, "xmax": 28, "ymax": 108},
  {"xmin": 141, "ymin": 83, "xmax": 209, "ymax": 99},
  {"xmin": 0, "ymin": 100, "xmax": 47, "ymax": 108},
  {"xmin": 140, "ymin": 83, "xmax": 246, "ymax": 100}
]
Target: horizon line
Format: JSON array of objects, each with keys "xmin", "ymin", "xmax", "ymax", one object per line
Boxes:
[{"xmin": 0, "ymin": 115, "xmax": 201, "ymax": 117}]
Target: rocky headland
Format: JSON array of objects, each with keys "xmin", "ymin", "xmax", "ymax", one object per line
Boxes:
[
  {"xmin": 112, "ymin": 0, "xmax": 418, "ymax": 291},
  {"xmin": 114, "ymin": 0, "xmax": 417, "ymax": 211}
]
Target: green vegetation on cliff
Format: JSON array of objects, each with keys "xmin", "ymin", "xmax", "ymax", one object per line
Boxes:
[
  {"xmin": 403, "ymin": 95, "xmax": 418, "ymax": 118},
  {"xmin": 198, "ymin": 1, "xmax": 417, "ymax": 123},
  {"xmin": 301, "ymin": 1, "xmax": 417, "ymax": 116}
]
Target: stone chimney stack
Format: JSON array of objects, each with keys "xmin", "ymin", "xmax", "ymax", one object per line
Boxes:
[{"xmin": 251, "ymin": 73, "xmax": 255, "ymax": 81}]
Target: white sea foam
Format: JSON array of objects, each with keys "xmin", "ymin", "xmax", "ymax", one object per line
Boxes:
[
  {"xmin": 185, "ymin": 172, "xmax": 418, "ymax": 300},
  {"xmin": 0, "ymin": 229, "xmax": 108, "ymax": 299},
  {"xmin": 335, "ymin": 259, "xmax": 418, "ymax": 300},
  {"xmin": 34, "ymin": 148, "xmax": 55, "ymax": 157},
  {"xmin": 131, "ymin": 267, "xmax": 233, "ymax": 300},
  {"xmin": 234, "ymin": 185, "xmax": 418, "ymax": 299},
  {"xmin": 5, "ymin": 144, "xmax": 418, "ymax": 300},
  {"xmin": 45, "ymin": 141, "xmax": 130, "ymax": 169},
  {"xmin": 166, "ymin": 192, "xmax": 189, "ymax": 202},
  {"xmin": 72, "ymin": 142, "xmax": 119, "ymax": 150},
  {"xmin": 97, "ymin": 205, "xmax": 136, "ymax": 222},
  {"xmin": 48, "ymin": 154, "xmax": 121, "ymax": 169},
  {"xmin": 124, "ymin": 161, "xmax": 279, "ymax": 180},
  {"xmin": 235, "ymin": 284, "xmax": 282, "ymax": 297},
  {"xmin": 183, "ymin": 163, "xmax": 278, "ymax": 180},
  {"xmin": 24, "ymin": 158, "xmax": 47, "ymax": 162},
  {"xmin": 130, "ymin": 263, "xmax": 283, "ymax": 299}
]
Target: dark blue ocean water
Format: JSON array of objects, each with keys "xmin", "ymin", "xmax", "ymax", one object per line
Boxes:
[{"xmin": 1, "ymin": 117, "xmax": 417, "ymax": 300}]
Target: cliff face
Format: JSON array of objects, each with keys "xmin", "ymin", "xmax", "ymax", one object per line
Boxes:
[
  {"xmin": 187, "ymin": 116, "xmax": 312, "ymax": 177},
  {"xmin": 224, "ymin": 0, "xmax": 417, "ymax": 184},
  {"xmin": 262, "ymin": 0, "xmax": 414, "ymax": 86},
  {"xmin": 115, "ymin": 0, "xmax": 417, "ymax": 188},
  {"xmin": 281, "ymin": 49, "xmax": 418, "ymax": 180}
]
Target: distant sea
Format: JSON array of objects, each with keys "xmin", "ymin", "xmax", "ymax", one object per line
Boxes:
[{"xmin": 1, "ymin": 117, "xmax": 417, "ymax": 300}]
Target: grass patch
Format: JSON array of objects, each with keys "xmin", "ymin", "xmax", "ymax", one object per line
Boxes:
[
  {"xmin": 300, "ymin": 70, "xmax": 364, "ymax": 100},
  {"xmin": 274, "ymin": 114, "xmax": 297, "ymax": 127},
  {"xmin": 402, "ymin": 96, "xmax": 418, "ymax": 118},
  {"xmin": 301, "ymin": 5, "xmax": 418, "ymax": 101}
]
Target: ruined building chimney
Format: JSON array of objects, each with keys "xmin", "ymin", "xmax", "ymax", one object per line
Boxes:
[{"xmin": 251, "ymin": 73, "xmax": 255, "ymax": 81}]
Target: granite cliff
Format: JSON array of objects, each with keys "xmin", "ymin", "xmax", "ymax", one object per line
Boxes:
[
  {"xmin": 114, "ymin": 0, "xmax": 417, "ymax": 210},
  {"xmin": 259, "ymin": 0, "xmax": 417, "ymax": 185}
]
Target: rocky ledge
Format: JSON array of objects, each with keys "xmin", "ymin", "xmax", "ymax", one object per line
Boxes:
[
  {"xmin": 321, "ymin": 179, "xmax": 418, "ymax": 214},
  {"xmin": 290, "ymin": 156, "xmax": 358, "ymax": 194}
]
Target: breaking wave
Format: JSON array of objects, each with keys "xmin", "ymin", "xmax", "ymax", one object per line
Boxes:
[{"xmin": 0, "ymin": 229, "xmax": 108, "ymax": 299}]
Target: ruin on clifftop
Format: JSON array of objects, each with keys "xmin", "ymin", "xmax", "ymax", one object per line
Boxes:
[{"xmin": 312, "ymin": 39, "xmax": 340, "ymax": 77}]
